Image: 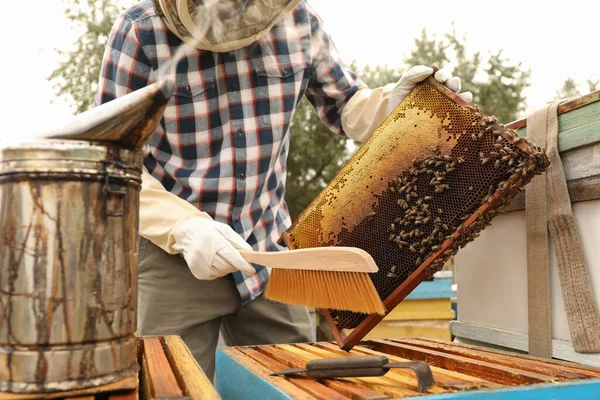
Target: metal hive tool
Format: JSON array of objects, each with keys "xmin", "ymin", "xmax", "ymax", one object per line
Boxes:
[{"xmin": 278, "ymin": 76, "xmax": 550, "ymax": 350}]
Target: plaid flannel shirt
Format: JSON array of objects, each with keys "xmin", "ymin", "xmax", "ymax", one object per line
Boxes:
[{"xmin": 96, "ymin": 0, "xmax": 366, "ymax": 303}]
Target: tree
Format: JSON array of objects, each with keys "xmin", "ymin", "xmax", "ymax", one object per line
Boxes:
[
  {"xmin": 49, "ymin": 0, "xmax": 131, "ymax": 114},
  {"xmin": 554, "ymin": 77, "xmax": 580, "ymax": 100},
  {"xmin": 553, "ymin": 77, "xmax": 598, "ymax": 101},
  {"xmin": 405, "ymin": 27, "xmax": 531, "ymax": 124}
]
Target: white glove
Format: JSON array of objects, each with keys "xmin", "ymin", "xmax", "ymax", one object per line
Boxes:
[
  {"xmin": 341, "ymin": 65, "xmax": 473, "ymax": 143},
  {"xmin": 386, "ymin": 65, "xmax": 473, "ymax": 115},
  {"xmin": 171, "ymin": 217, "xmax": 256, "ymax": 280}
]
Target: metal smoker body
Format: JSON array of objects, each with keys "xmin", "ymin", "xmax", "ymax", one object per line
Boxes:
[{"xmin": 0, "ymin": 80, "xmax": 173, "ymax": 393}]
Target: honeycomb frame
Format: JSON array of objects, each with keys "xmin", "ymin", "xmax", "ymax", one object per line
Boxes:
[{"xmin": 278, "ymin": 76, "xmax": 549, "ymax": 350}]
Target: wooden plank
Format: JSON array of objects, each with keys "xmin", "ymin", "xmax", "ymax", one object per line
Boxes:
[
  {"xmin": 68, "ymin": 397, "xmax": 95, "ymax": 400},
  {"xmin": 274, "ymin": 344, "xmax": 420, "ymax": 398},
  {"xmin": 384, "ymin": 298, "xmax": 455, "ymax": 320},
  {"xmin": 255, "ymin": 346, "xmax": 388, "ymax": 400},
  {"xmin": 450, "ymin": 321, "xmax": 600, "ymax": 367},
  {"xmin": 363, "ymin": 320, "xmax": 452, "ymax": 342},
  {"xmin": 507, "ymin": 89, "xmax": 600, "ymax": 131},
  {"xmin": 141, "ymin": 337, "xmax": 184, "ymax": 399},
  {"xmin": 395, "ymin": 338, "xmax": 594, "ymax": 380},
  {"xmin": 216, "ymin": 347, "xmax": 315, "ymax": 400},
  {"xmin": 420, "ymin": 337, "xmax": 600, "ymax": 374},
  {"xmin": 364, "ymin": 339, "xmax": 557, "ymax": 386},
  {"xmin": 162, "ymin": 336, "xmax": 221, "ymax": 400},
  {"xmin": 0, "ymin": 375, "xmax": 137, "ymax": 400},
  {"xmin": 312, "ymin": 343, "xmax": 501, "ymax": 391},
  {"xmin": 501, "ymin": 175, "xmax": 600, "ymax": 212},
  {"xmin": 237, "ymin": 347, "xmax": 352, "ymax": 400}
]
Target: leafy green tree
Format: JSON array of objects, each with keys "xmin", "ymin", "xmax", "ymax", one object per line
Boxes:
[
  {"xmin": 554, "ymin": 77, "xmax": 580, "ymax": 100},
  {"xmin": 49, "ymin": 0, "xmax": 131, "ymax": 113},
  {"xmin": 553, "ymin": 77, "xmax": 598, "ymax": 101},
  {"xmin": 405, "ymin": 27, "xmax": 531, "ymax": 124}
]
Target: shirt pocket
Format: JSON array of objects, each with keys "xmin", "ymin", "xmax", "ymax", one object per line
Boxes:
[
  {"xmin": 168, "ymin": 80, "xmax": 221, "ymax": 146},
  {"xmin": 255, "ymin": 62, "xmax": 305, "ymax": 127}
]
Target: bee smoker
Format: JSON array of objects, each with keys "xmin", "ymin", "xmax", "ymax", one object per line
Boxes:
[{"xmin": 0, "ymin": 80, "xmax": 173, "ymax": 393}]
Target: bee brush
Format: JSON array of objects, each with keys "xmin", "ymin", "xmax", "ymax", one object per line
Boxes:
[{"xmin": 238, "ymin": 247, "xmax": 386, "ymax": 315}]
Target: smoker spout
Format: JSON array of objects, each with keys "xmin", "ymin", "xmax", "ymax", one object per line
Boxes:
[{"xmin": 40, "ymin": 79, "xmax": 174, "ymax": 149}]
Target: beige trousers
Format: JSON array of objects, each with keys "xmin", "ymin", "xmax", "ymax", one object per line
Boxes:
[{"xmin": 136, "ymin": 237, "xmax": 314, "ymax": 379}]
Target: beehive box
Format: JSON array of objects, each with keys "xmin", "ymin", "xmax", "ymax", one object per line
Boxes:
[
  {"xmin": 365, "ymin": 274, "xmax": 456, "ymax": 341},
  {"xmin": 215, "ymin": 339, "xmax": 600, "ymax": 399},
  {"xmin": 453, "ymin": 89, "xmax": 600, "ymax": 366},
  {"xmin": 0, "ymin": 336, "xmax": 220, "ymax": 400}
]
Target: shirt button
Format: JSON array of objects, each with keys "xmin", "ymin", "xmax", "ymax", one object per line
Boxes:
[
  {"xmin": 236, "ymin": 129, "xmax": 243, "ymax": 135},
  {"xmin": 239, "ymin": 172, "xmax": 246, "ymax": 178},
  {"xmin": 281, "ymin": 67, "xmax": 289, "ymax": 75},
  {"xmin": 232, "ymin": 84, "xmax": 239, "ymax": 91},
  {"xmin": 185, "ymin": 86, "xmax": 192, "ymax": 95}
]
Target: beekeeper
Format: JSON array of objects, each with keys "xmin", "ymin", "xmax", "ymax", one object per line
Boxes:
[{"xmin": 95, "ymin": 0, "xmax": 472, "ymax": 378}]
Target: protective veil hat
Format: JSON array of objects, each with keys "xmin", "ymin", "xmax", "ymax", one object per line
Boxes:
[{"xmin": 155, "ymin": 0, "xmax": 302, "ymax": 52}]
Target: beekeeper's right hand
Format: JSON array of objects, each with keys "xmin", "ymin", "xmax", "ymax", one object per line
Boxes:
[{"xmin": 139, "ymin": 167, "xmax": 255, "ymax": 280}]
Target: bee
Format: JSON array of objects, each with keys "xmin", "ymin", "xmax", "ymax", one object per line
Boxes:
[{"xmin": 409, "ymin": 245, "xmax": 417, "ymax": 253}]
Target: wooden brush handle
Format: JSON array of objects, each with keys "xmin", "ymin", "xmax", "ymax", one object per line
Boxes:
[{"xmin": 238, "ymin": 247, "xmax": 378, "ymax": 273}]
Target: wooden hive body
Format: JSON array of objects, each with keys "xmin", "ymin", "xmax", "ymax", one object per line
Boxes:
[{"xmin": 216, "ymin": 339, "xmax": 600, "ymax": 399}]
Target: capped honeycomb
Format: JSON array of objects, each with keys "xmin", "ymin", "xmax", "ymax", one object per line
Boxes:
[{"xmin": 278, "ymin": 77, "xmax": 549, "ymax": 330}]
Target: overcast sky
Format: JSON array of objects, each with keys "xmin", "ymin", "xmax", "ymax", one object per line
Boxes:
[{"xmin": 1, "ymin": 0, "xmax": 598, "ymax": 149}]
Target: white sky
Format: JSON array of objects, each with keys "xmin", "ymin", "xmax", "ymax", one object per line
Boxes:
[{"xmin": 1, "ymin": 0, "xmax": 598, "ymax": 149}]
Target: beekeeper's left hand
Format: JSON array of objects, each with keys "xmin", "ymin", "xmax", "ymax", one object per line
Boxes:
[{"xmin": 386, "ymin": 66, "xmax": 473, "ymax": 115}]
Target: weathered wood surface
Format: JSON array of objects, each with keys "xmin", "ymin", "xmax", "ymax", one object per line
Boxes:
[
  {"xmin": 141, "ymin": 337, "xmax": 184, "ymax": 399},
  {"xmin": 0, "ymin": 376, "xmax": 137, "ymax": 400},
  {"xmin": 162, "ymin": 336, "xmax": 221, "ymax": 400},
  {"xmin": 451, "ymin": 321, "xmax": 600, "ymax": 368},
  {"xmin": 216, "ymin": 339, "xmax": 600, "ymax": 399},
  {"xmin": 508, "ymin": 89, "xmax": 600, "ymax": 153},
  {"xmin": 0, "ymin": 336, "xmax": 218, "ymax": 400}
]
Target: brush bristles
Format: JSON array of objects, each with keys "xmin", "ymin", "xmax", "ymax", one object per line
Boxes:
[{"xmin": 265, "ymin": 269, "xmax": 386, "ymax": 315}]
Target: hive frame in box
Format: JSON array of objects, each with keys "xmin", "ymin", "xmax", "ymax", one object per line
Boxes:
[{"xmin": 280, "ymin": 76, "xmax": 548, "ymax": 351}]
